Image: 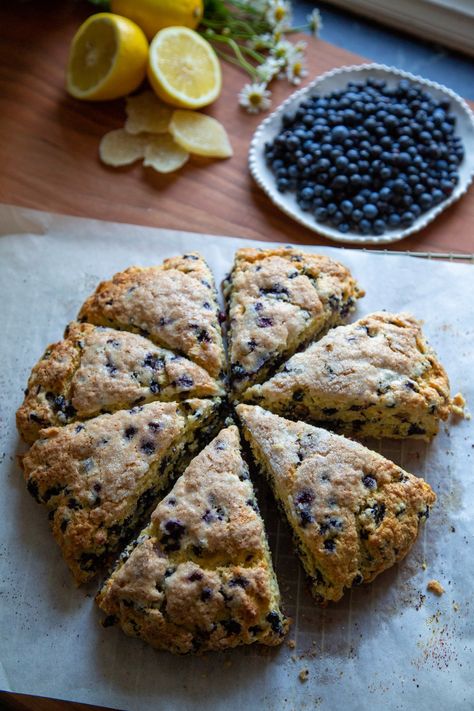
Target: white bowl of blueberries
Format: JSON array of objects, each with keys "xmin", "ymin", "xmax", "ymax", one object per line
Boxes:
[{"xmin": 249, "ymin": 63, "xmax": 474, "ymax": 245}]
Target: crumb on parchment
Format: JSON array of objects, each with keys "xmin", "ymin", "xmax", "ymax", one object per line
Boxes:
[
  {"xmin": 287, "ymin": 639, "xmax": 296, "ymax": 649},
  {"xmin": 427, "ymin": 579, "xmax": 445, "ymax": 596},
  {"xmin": 451, "ymin": 393, "xmax": 470, "ymax": 419},
  {"xmin": 299, "ymin": 669, "xmax": 309, "ymax": 682}
]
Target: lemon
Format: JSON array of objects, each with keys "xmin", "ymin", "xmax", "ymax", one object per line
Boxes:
[
  {"xmin": 66, "ymin": 13, "xmax": 148, "ymax": 101},
  {"xmin": 147, "ymin": 27, "xmax": 222, "ymax": 109},
  {"xmin": 169, "ymin": 110, "xmax": 233, "ymax": 158},
  {"xmin": 110, "ymin": 0, "xmax": 203, "ymax": 40}
]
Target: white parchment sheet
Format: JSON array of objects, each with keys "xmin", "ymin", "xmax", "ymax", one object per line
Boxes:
[{"xmin": 0, "ymin": 204, "xmax": 472, "ymax": 711}]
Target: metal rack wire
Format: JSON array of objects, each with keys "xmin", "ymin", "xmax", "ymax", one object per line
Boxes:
[{"xmin": 361, "ymin": 249, "xmax": 474, "ymax": 262}]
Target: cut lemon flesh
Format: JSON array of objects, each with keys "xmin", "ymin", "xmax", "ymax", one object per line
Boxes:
[
  {"xmin": 148, "ymin": 27, "xmax": 222, "ymax": 109},
  {"xmin": 169, "ymin": 110, "xmax": 233, "ymax": 158},
  {"xmin": 66, "ymin": 13, "xmax": 148, "ymax": 101}
]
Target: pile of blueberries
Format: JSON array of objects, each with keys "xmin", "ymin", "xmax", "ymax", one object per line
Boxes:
[{"xmin": 264, "ymin": 77, "xmax": 464, "ymax": 236}]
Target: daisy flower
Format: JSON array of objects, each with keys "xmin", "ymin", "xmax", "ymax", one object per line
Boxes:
[
  {"xmin": 286, "ymin": 51, "xmax": 308, "ymax": 85},
  {"xmin": 270, "ymin": 38, "xmax": 295, "ymax": 68},
  {"xmin": 239, "ymin": 82, "xmax": 272, "ymax": 114},
  {"xmin": 307, "ymin": 8, "xmax": 323, "ymax": 38},
  {"xmin": 256, "ymin": 57, "xmax": 281, "ymax": 83},
  {"xmin": 247, "ymin": 33, "xmax": 275, "ymax": 51},
  {"xmin": 266, "ymin": 1, "xmax": 293, "ymax": 31}
]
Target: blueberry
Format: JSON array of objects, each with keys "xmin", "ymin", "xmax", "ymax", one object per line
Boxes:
[
  {"xmin": 315, "ymin": 207, "xmax": 328, "ymax": 222},
  {"xmin": 388, "ymin": 213, "xmax": 401, "ymax": 227},
  {"xmin": 335, "ymin": 155, "xmax": 349, "ymax": 171},
  {"xmin": 340, "ymin": 200, "xmax": 353, "ymax": 215},
  {"xmin": 338, "ymin": 223, "xmax": 350, "ymax": 233},
  {"xmin": 401, "ymin": 211, "xmax": 415, "ymax": 225},
  {"xmin": 351, "ymin": 208, "xmax": 363, "ymax": 223},
  {"xmin": 331, "ymin": 125, "xmax": 350, "ymax": 142},
  {"xmin": 277, "ymin": 179, "xmax": 289, "ymax": 192},
  {"xmin": 331, "ymin": 175, "xmax": 349, "ymax": 190},
  {"xmin": 362, "ymin": 203, "xmax": 378, "ymax": 219},
  {"xmin": 300, "ymin": 186, "xmax": 315, "ymax": 201},
  {"xmin": 373, "ymin": 219, "xmax": 386, "ymax": 235}
]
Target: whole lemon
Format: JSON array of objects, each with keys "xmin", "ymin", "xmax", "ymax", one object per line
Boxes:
[{"xmin": 110, "ymin": 0, "xmax": 204, "ymax": 40}]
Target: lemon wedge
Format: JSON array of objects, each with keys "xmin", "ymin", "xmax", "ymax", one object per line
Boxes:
[
  {"xmin": 147, "ymin": 27, "xmax": 222, "ymax": 109},
  {"xmin": 66, "ymin": 13, "xmax": 148, "ymax": 101},
  {"xmin": 169, "ymin": 110, "xmax": 233, "ymax": 158}
]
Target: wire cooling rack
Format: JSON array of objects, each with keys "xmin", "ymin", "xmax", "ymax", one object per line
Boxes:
[{"xmin": 361, "ymin": 249, "xmax": 474, "ymax": 262}]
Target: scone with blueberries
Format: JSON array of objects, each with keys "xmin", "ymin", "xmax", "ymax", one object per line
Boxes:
[
  {"xmin": 17, "ymin": 322, "xmax": 224, "ymax": 444},
  {"xmin": 223, "ymin": 247, "xmax": 363, "ymax": 394},
  {"xmin": 243, "ymin": 312, "xmax": 451, "ymax": 441},
  {"xmin": 78, "ymin": 252, "xmax": 226, "ymax": 382},
  {"xmin": 21, "ymin": 398, "xmax": 222, "ymax": 584},
  {"xmin": 237, "ymin": 404, "xmax": 436, "ymax": 603},
  {"xmin": 96, "ymin": 425, "xmax": 289, "ymax": 653}
]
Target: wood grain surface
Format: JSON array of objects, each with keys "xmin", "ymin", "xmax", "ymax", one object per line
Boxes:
[
  {"xmin": 0, "ymin": 2, "xmax": 473, "ymax": 711},
  {"xmin": 1, "ymin": 0, "xmax": 473, "ymax": 255}
]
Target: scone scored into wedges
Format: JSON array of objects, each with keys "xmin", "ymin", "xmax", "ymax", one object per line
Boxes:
[
  {"xmin": 244, "ymin": 312, "xmax": 451, "ymax": 441},
  {"xmin": 237, "ymin": 405, "xmax": 436, "ymax": 603},
  {"xmin": 21, "ymin": 398, "xmax": 222, "ymax": 584},
  {"xmin": 17, "ymin": 322, "xmax": 224, "ymax": 444},
  {"xmin": 223, "ymin": 247, "xmax": 364, "ymax": 393},
  {"xmin": 96, "ymin": 425, "xmax": 289, "ymax": 654},
  {"xmin": 78, "ymin": 253, "xmax": 226, "ymax": 381}
]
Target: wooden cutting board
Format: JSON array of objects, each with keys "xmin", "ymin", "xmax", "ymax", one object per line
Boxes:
[{"xmin": 0, "ymin": 0, "xmax": 473, "ymax": 255}]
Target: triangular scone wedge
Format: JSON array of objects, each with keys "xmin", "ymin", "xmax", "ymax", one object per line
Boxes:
[
  {"xmin": 223, "ymin": 247, "xmax": 363, "ymax": 393},
  {"xmin": 96, "ymin": 425, "xmax": 288, "ymax": 654},
  {"xmin": 244, "ymin": 312, "xmax": 451, "ymax": 441},
  {"xmin": 78, "ymin": 253, "xmax": 226, "ymax": 381},
  {"xmin": 21, "ymin": 399, "xmax": 222, "ymax": 584},
  {"xmin": 17, "ymin": 322, "xmax": 225, "ymax": 443},
  {"xmin": 237, "ymin": 405, "xmax": 436, "ymax": 604}
]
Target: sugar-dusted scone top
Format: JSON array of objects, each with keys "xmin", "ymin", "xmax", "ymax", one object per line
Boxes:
[
  {"xmin": 17, "ymin": 322, "xmax": 224, "ymax": 443},
  {"xmin": 96, "ymin": 425, "xmax": 288, "ymax": 654},
  {"xmin": 223, "ymin": 247, "xmax": 363, "ymax": 393},
  {"xmin": 244, "ymin": 312, "xmax": 451, "ymax": 441},
  {"xmin": 21, "ymin": 399, "xmax": 221, "ymax": 584},
  {"xmin": 78, "ymin": 253, "xmax": 226, "ymax": 381},
  {"xmin": 237, "ymin": 405, "xmax": 436, "ymax": 603}
]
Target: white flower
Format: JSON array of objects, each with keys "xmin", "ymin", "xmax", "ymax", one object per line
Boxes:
[
  {"xmin": 239, "ymin": 82, "xmax": 272, "ymax": 114},
  {"xmin": 266, "ymin": 0, "xmax": 292, "ymax": 31},
  {"xmin": 307, "ymin": 8, "xmax": 323, "ymax": 38},
  {"xmin": 286, "ymin": 52, "xmax": 308, "ymax": 85},
  {"xmin": 270, "ymin": 38, "xmax": 295, "ymax": 68},
  {"xmin": 247, "ymin": 32, "xmax": 275, "ymax": 51},
  {"xmin": 256, "ymin": 57, "xmax": 281, "ymax": 83}
]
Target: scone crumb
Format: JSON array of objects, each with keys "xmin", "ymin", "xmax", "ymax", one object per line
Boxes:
[
  {"xmin": 453, "ymin": 602, "xmax": 459, "ymax": 612},
  {"xmin": 287, "ymin": 639, "xmax": 296, "ymax": 649},
  {"xmin": 427, "ymin": 579, "xmax": 444, "ymax": 596},
  {"xmin": 421, "ymin": 560, "xmax": 427, "ymax": 571},
  {"xmin": 451, "ymin": 392, "xmax": 470, "ymax": 419},
  {"xmin": 299, "ymin": 668, "xmax": 309, "ymax": 682}
]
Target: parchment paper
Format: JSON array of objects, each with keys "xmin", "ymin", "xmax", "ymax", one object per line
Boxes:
[{"xmin": 0, "ymin": 204, "xmax": 472, "ymax": 711}]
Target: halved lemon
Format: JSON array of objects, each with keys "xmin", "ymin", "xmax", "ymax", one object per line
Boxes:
[
  {"xmin": 66, "ymin": 13, "xmax": 148, "ymax": 101},
  {"xmin": 147, "ymin": 27, "xmax": 222, "ymax": 109}
]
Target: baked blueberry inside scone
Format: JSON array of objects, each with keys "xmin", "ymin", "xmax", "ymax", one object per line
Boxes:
[
  {"xmin": 237, "ymin": 404, "xmax": 436, "ymax": 603},
  {"xmin": 96, "ymin": 425, "xmax": 288, "ymax": 653},
  {"xmin": 243, "ymin": 312, "xmax": 451, "ymax": 441},
  {"xmin": 223, "ymin": 247, "xmax": 364, "ymax": 394}
]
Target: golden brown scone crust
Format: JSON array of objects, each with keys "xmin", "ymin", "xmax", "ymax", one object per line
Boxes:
[
  {"xmin": 96, "ymin": 426, "xmax": 288, "ymax": 653},
  {"xmin": 78, "ymin": 253, "xmax": 225, "ymax": 380},
  {"xmin": 17, "ymin": 322, "xmax": 223, "ymax": 443},
  {"xmin": 21, "ymin": 399, "xmax": 220, "ymax": 584},
  {"xmin": 223, "ymin": 247, "xmax": 363, "ymax": 393},
  {"xmin": 237, "ymin": 405, "xmax": 436, "ymax": 603},
  {"xmin": 243, "ymin": 312, "xmax": 451, "ymax": 440}
]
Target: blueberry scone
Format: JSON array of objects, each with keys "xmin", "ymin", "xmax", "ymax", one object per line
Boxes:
[
  {"xmin": 223, "ymin": 247, "xmax": 363, "ymax": 393},
  {"xmin": 96, "ymin": 425, "xmax": 289, "ymax": 653},
  {"xmin": 21, "ymin": 399, "xmax": 222, "ymax": 584},
  {"xmin": 78, "ymin": 253, "xmax": 226, "ymax": 381},
  {"xmin": 243, "ymin": 312, "xmax": 451, "ymax": 441},
  {"xmin": 17, "ymin": 322, "xmax": 224, "ymax": 444},
  {"xmin": 237, "ymin": 405, "xmax": 436, "ymax": 603}
]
